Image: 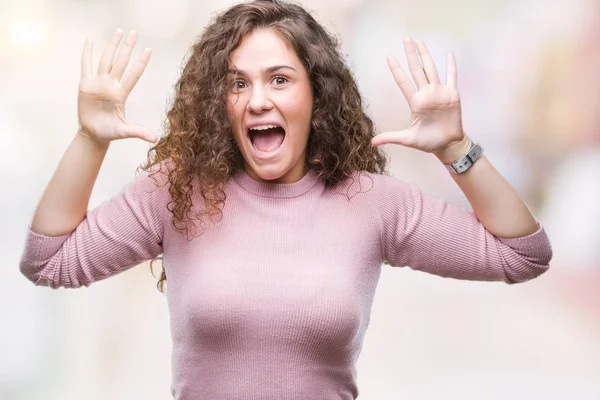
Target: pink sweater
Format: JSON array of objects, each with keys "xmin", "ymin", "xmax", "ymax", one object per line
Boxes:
[{"xmin": 19, "ymin": 168, "xmax": 552, "ymax": 399}]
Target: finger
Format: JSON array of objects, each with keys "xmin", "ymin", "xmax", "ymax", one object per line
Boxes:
[
  {"xmin": 121, "ymin": 48, "xmax": 152, "ymax": 95},
  {"xmin": 387, "ymin": 54, "xmax": 415, "ymax": 101},
  {"xmin": 371, "ymin": 129, "xmax": 416, "ymax": 148},
  {"xmin": 97, "ymin": 28, "xmax": 124, "ymax": 75},
  {"xmin": 120, "ymin": 124, "xmax": 158, "ymax": 143},
  {"xmin": 109, "ymin": 30, "xmax": 137, "ymax": 81},
  {"xmin": 446, "ymin": 51, "xmax": 457, "ymax": 88},
  {"xmin": 81, "ymin": 38, "xmax": 93, "ymax": 80},
  {"xmin": 414, "ymin": 39, "xmax": 441, "ymax": 84},
  {"xmin": 403, "ymin": 37, "xmax": 428, "ymax": 89}
]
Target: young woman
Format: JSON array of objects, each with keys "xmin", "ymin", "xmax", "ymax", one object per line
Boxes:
[{"xmin": 19, "ymin": 0, "xmax": 552, "ymax": 398}]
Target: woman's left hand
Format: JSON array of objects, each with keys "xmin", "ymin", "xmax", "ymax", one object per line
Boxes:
[{"xmin": 371, "ymin": 37, "xmax": 470, "ymax": 162}]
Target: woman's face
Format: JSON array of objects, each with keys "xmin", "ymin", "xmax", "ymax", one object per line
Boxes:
[{"xmin": 227, "ymin": 28, "xmax": 313, "ymax": 184}]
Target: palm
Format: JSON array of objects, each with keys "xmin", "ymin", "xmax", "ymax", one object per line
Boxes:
[
  {"xmin": 371, "ymin": 38, "xmax": 464, "ymax": 153},
  {"xmin": 77, "ymin": 29, "xmax": 155, "ymax": 144},
  {"xmin": 78, "ymin": 77, "xmax": 128, "ymax": 139}
]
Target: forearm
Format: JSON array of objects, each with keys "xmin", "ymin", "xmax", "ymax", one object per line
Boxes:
[
  {"xmin": 435, "ymin": 136, "xmax": 539, "ymax": 239},
  {"xmin": 30, "ymin": 131, "xmax": 110, "ymax": 237}
]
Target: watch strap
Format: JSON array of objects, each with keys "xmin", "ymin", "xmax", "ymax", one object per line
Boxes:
[{"xmin": 444, "ymin": 141, "xmax": 484, "ymax": 174}]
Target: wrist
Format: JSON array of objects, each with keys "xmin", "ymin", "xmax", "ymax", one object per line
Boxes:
[
  {"xmin": 76, "ymin": 128, "xmax": 110, "ymax": 151},
  {"xmin": 435, "ymin": 135, "xmax": 471, "ymax": 164}
]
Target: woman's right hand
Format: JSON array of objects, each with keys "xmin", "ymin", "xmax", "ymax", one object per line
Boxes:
[{"xmin": 77, "ymin": 28, "xmax": 157, "ymax": 144}]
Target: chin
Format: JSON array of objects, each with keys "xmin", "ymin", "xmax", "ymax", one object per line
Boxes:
[{"xmin": 248, "ymin": 161, "xmax": 292, "ymax": 183}]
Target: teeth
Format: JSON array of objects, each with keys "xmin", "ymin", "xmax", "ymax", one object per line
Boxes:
[{"xmin": 249, "ymin": 124, "xmax": 280, "ymax": 131}]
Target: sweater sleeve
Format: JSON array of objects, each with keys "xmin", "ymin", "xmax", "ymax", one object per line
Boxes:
[
  {"xmin": 19, "ymin": 169, "xmax": 170, "ymax": 289},
  {"xmin": 373, "ymin": 174, "xmax": 553, "ymax": 284}
]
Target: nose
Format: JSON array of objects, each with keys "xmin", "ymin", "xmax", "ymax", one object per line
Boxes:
[{"xmin": 246, "ymin": 86, "xmax": 273, "ymax": 113}]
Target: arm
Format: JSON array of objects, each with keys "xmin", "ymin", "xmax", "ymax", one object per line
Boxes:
[
  {"xmin": 21, "ymin": 28, "xmax": 161, "ymax": 288},
  {"xmin": 20, "ymin": 169, "xmax": 169, "ymax": 288},
  {"xmin": 31, "ymin": 131, "xmax": 109, "ymax": 236},
  {"xmin": 373, "ymin": 173, "xmax": 551, "ymax": 284},
  {"xmin": 435, "ymin": 139, "xmax": 539, "ymax": 239},
  {"xmin": 32, "ymin": 28, "xmax": 155, "ymax": 236},
  {"xmin": 371, "ymin": 37, "xmax": 552, "ymax": 282},
  {"xmin": 372, "ymin": 37, "xmax": 548, "ymax": 242}
]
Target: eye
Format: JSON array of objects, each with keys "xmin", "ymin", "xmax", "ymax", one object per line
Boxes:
[
  {"xmin": 272, "ymin": 76, "xmax": 288, "ymax": 85},
  {"xmin": 231, "ymin": 80, "xmax": 247, "ymax": 91}
]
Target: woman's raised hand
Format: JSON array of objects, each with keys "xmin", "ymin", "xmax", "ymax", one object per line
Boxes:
[
  {"xmin": 371, "ymin": 37, "xmax": 469, "ymax": 161},
  {"xmin": 77, "ymin": 28, "xmax": 156, "ymax": 144}
]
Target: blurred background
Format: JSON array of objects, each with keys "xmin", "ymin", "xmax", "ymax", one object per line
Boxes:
[{"xmin": 2, "ymin": 0, "xmax": 599, "ymax": 399}]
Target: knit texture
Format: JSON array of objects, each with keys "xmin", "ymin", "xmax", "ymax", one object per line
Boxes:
[{"xmin": 19, "ymin": 168, "xmax": 552, "ymax": 399}]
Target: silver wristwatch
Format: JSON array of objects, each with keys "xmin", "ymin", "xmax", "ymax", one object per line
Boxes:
[{"xmin": 444, "ymin": 141, "xmax": 484, "ymax": 174}]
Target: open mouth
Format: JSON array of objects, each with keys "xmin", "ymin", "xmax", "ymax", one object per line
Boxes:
[{"xmin": 247, "ymin": 124, "xmax": 286, "ymax": 155}]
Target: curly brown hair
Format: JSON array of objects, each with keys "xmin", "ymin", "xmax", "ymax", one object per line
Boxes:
[{"xmin": 140, "ymin": 0, "xmax": 388, "ymax": 293}]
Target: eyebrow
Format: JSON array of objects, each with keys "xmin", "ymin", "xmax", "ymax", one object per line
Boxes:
[{"xmin": 228, "ymin": 65, "xmax": 297, "ymax": 75}]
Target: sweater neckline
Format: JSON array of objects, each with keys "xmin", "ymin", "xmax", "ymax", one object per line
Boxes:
[{"xmin": 232, "ymin": 168, "xmax": 321, "ymax": 198}]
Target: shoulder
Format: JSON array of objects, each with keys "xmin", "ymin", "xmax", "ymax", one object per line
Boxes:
[
  {"xmin": 331, "ymin": 171, "xmax": 415, "ymax": 200},
  {"xmin": 126, "ymin": 161, "xmax": 173, "ymax": 206}
]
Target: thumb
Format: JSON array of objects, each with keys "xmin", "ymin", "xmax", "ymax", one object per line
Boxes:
[
  {"xmin": 371, "ymin": 129, "xmax": 416, "ymax": 147},
  {"xmin": 121, "ymin": 124, "xmax": 158, "ymax": 144}
]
